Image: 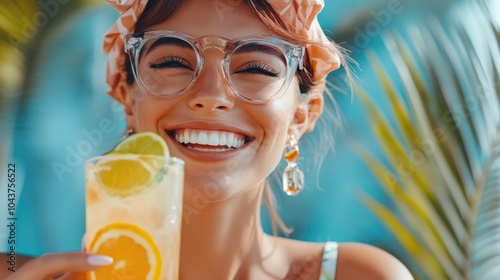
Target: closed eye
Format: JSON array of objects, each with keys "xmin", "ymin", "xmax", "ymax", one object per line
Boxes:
[
  {"xmin": 148, "ymin": 56, "xmax": 194, "ymax": 70},
  {"xmin": 234, "ymin": 62, "xmax": 278, "ymax": 77}
]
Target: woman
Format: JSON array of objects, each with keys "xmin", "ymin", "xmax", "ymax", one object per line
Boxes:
[{"xmin": 3, "ymin": 0, "xmax": 413, "ymax": 279}]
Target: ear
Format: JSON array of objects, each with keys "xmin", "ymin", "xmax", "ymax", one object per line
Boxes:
[
  {"xmin": 289, "ymin": 91, "xmax": 324, "ymax": 139},
  {"xmin": 116, "ymin": 77, "xmax": 137, "ymax": 132}
]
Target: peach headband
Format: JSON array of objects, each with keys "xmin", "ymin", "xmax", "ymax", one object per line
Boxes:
[{"xmin": 103, "ymin": 0, "xmax": 341, "ymax": 102}]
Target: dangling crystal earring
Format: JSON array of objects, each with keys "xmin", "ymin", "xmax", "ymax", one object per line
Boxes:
[
  {"xmin": 121, "ymin": 128, "xmax": 134, "ymax": 140},
  {"xmin": 282, "ymin": 135, "xmax": 304, "ymax": 196}
]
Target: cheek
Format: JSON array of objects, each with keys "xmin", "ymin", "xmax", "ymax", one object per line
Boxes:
[
  {"xmin": 261, "ymin": 107, "xmax": 290, "ymax": 143},
  {"xmin": 259, "ymin": 94, "xmax": 300, "ymax": 133},
  {"xmin": 133, "ymin": 96, "xmax": 167, "ymax": 132},
  {"xmin": 255, "ymin": 101, "xmax": 297, "ymax": 160}
]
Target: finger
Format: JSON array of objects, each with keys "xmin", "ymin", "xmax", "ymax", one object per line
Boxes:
[
  {"xmin": 59, "ymin": 271, "xmax": 87, "ymax": 280},
  {"xmin": 4, "ymin": 253, "xmax": 112, "ymax": 280}
]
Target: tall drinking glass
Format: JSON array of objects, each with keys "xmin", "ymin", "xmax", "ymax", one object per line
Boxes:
[{"xmin": 85, "ymin": 154, "xmax": 184, "ymax": 280}]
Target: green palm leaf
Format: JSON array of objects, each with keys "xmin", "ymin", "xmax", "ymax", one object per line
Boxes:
[
  {"xmin": 0, "ymin": 1, "xmax": 37, "ymax": 97},
  {"xmin": 358, "ymin": 1, "xmax": 500, "ymax": 279},
  {"xmin": 1, "ymin": 0, "xmax": 104, "ymax": 174}
]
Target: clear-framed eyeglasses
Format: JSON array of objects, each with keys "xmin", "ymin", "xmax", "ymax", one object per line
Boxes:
[{"xmin": 124, "ymin": 30, "xmax": 305, "ymax": 104}]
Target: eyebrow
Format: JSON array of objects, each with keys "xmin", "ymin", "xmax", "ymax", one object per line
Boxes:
[
  {"xmin": 146, "ymin": 37, "xmax": 193, "ymax": 54},
  {"xmin": 234, "ymin": 43, "xmax": 284, "ymax": 60}
]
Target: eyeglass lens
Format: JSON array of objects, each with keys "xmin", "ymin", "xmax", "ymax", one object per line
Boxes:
[{"xmin": 137, "ymin": 36, "xmax": 289, "ymax": 101}]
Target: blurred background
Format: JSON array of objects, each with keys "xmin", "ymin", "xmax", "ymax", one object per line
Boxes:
[{"xmin": 1, "ymin": 0, "xmax": 499, "ymax": 279}]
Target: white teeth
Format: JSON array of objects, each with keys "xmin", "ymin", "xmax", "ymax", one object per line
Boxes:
[
  {"xmin": 198, "ymin": 131, "xmax": 208, "ymax": 144},
  {"xmin": 227, "ymin": 133, "xmax": 235, "ymax": 147},
  {"xmin": 175, "ymin": 129, "xmax": 246, "ymax": 149},
  {"xmin": 219, "ymin": 133, "xmax": 226, "ymax": 144},
  {"xmin": 187, "ymin": 146, "xmax": 232, "ymax": 152},
  {"xmin": 208, "ymin": 132, "xmax": 219, "ymax": 145}
]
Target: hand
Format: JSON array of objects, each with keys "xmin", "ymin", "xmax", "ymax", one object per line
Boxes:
[{"xmin": 4, "ymin": 252, "xmax": 113, "ymax": 280}]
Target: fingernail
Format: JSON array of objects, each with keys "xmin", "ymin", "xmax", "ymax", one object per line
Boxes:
[{"xmin": 87, "ymin": 255, "xmax": 113, "ymax": 266}]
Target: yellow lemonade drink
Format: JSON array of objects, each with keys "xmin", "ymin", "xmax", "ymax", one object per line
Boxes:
[{"xmin": 85, "ymin": 133, "xmax": 184, "ymax": 280}]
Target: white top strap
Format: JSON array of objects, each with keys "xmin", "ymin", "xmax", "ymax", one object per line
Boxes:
[{"xmin": 319, "ymin": 241, "xmax": 338, "ymax": 280}]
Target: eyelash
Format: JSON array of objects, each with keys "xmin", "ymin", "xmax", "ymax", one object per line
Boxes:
[
  {"xmin": 148, "ymin": 57, "xmax": 278, "ymax": 77},
  {"xmin": 148, "ymin": 56, "xmax": 193, "ymax": 70},
  {"xmin": 236, "ymin": 62, "xmax": 278, "ymax": 77}
]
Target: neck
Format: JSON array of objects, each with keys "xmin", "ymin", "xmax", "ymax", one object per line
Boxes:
[{"xmin": 179, "ymin": 182, "xmax": 268, "ymax": 279}]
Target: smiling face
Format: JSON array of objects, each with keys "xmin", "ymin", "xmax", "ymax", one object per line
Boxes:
[{"xmin": 120, "ymin": 0, "xmax": 322, "ymax": 201}]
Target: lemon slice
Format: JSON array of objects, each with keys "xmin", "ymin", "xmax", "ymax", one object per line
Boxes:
[
  {"xmin": 112, "ymin": 132, "xmax": 169, "ymax": 158},
  {"xmin": 94, "ymin": 155, "xmax": 164, "ymax": 196},
  {"xmin": 95, "ymin": 132, "xmax": 170, "ymax": 196}
]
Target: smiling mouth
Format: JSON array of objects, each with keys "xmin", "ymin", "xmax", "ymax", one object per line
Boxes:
[{"xmin": 168, "ymin": 128, "xmax": 252, "ymax": 152}]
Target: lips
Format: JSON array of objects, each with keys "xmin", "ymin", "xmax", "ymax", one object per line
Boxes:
[{"xmin": 169, "ymin": 128, "xmax": 251, "ymax": 152}]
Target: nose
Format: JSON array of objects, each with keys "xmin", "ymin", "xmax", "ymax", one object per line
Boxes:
[{"xmin": 187, "ymin": 56, "xmax": 234, "ymax": 112}]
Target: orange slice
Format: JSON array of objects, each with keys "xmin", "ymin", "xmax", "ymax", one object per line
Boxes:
[{"xmin": 88, "ymin": 222, "xmax": 162, "ymax": 280}]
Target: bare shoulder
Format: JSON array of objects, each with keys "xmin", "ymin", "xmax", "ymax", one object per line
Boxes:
[{"xmin": 336, "ymin": 243, "xmax": 414, "ymax": 280}]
